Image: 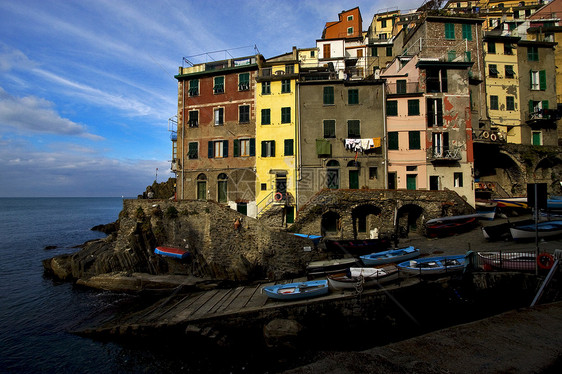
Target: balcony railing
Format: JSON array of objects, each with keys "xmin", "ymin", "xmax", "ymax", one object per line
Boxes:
[
  {"xmin": 427, "ymin": 146, "xmax": 462, "ymax": 161},
  {"xmin": 385, "ymin": 82, "xmax": 421, "ymax": 95}
]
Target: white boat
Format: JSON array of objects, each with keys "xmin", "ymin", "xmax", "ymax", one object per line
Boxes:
[
  {"xmin": 477, "ymin": 251, "xmax": 537, "ymax": 271},
  {"xmin": 509, "ymin": 220, "xmax": 562, "ymax": 240},
  {"xmin": 327, "ymin": 266, "xmax": 399, "ymax": 290}
]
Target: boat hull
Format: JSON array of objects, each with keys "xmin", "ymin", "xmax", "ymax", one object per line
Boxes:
[
  {"xmin": 327, "ymin": 266, "xmax": 399, "ymax": 290},
  {"xmin": 360, "ymin": 246, "xmax": 419, "ymax": 266},
  {"xmin": 306, "ymin": 258, "xmax": 361, "ymax": 278},
  {"xmin": 510, "ymin": 220, "xmax": 562, "ymax": 240},
  {"xmin": 426, "ymin": 217, "xmax": 477, "ymax": 238},
  {"xmin": 397, "ymin": 255, "xmax": 467, "ymax": 275},
  {"xmin": 477, "ymin": 252, "xmax": 536, "ymax": 271},
  {"xmin": 154, "ymin": 246, "xmax": 190, "ymax": 259},
  {"xmin": 263, "ymin": 280, "xmax": 329, "ymax": 300},
  {"xmin": 324, "ymin": 238, "xmax": 391, "ymax": 256}
]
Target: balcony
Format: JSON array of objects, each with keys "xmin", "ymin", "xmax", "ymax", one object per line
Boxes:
[
  {"xmin": 427, "ymin": 146, "xmax": 462, "ymax": 162},
  {"xmin": 527, "ymin": 109, "xmax": 559, "ymax": 129},
  {"xmin": 385, "ymin": 82, "xmax": 421, "ymax": 95}
]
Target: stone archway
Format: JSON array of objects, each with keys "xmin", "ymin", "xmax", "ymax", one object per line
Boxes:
[
  {"xmin": 535, "ymin": 155, "xmax": 562, "ymax": 195},
  {"xmin": 493, "ymin": 150, "xmax": 526, "ymax": 196},
  {"xmin": 351, "ymin": 204, "xmax": 382, "ymax": 239},
  {"xmin": 321, "ymin": 211, "xmax": 341, "ymax": 238},
  {"xmin": 396, "ymin": 204, "xmax": 425, "ymax": 237}
]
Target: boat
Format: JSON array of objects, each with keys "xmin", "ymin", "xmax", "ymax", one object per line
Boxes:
[
  {"xmin": 477, "ymin": 251, "xmax": 536, "ymax": 271},
  {"xmin": 262, "ymin": 280, "xmax": 329, "ymax": 300},
  {"xmin": 481, "ymin": 219, "xmax": 535, "ymax": 241},
  {"xmin": 327, "ymin": 265, "xmax": 399, "ymax": 290},
  {"xmin": 510, "ymin": 220, "xmax": 562, "ymax": 240},
  {"xmin": 324, "ymin": 238, "xmax": 391, "ymax": 256},
  {"xmin": 547, "ymin": 196, "xmax": 562, "ymax": 210},
  {"xmin": 154, "ymin": 246, "xmax": 190, "ymax": 260},
  {"xmin": 492, "ymin": 197, "xmax": 528, "ymax": 209},
  {"xmin": 397, "ymin": 255, "xmax": 468, "ymax": 275},
  {"xmin": 306, "ymin": 258, "xmax": 361, "ymax": 278},
  {"xmin": 425, "ymin": 215, "xmax": 478, "ymax": 238},
  {"xmin": 359, "ymin": 246, "xmax": 420, "ymax": 266},
  {"xmin": 290, "ymin": 233, "xmax": 322, "ymax": 245}
]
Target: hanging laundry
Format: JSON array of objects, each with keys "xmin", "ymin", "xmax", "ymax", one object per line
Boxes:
[{"xmin": 372, "ymin": 137, "xmax": 381, "ymax": 148}]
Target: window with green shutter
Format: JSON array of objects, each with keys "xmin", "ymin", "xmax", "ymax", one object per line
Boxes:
[
  {"xmin": 188, "ymin": 142, "xmax": 198, "ymax": 159},
  {"xmin": 539, "ymin": 70, "xmax": 547, "ymax": 90},
  {"xmin": 323, "ymin": 87, "xmax": 334, "ymax": 105},
  {"xmin": 396, "ymin": 80, "xmax": 406, "ymax": 94},
  {"xmin": 462, "ymin": 24, "xmax": 472, "ymax": 40},
  {"xmin": 487, "ymin": 41, "xmax": 496, "ymax": 54},
  {"xmin": 506, "ymin": 96, "xmax": 515, "ymax": 111},
  {"xmin": 238, "ymin": 73, "xmax": 250, "ymax": 91},
  {"xmin": 213, "ymin": 76, "xmax": 224, "ymax": 94},
  {"xmin": 323, "ymin": 120, "xmax": 335, "ymax": 138},
  {"xmin": 348, "ymin": 89, "xmax": 359, "ymax": 104},
  {"xmin": 347, "ymin": 120, "xmax": 360, "ymax": 138},
  {"xmin": 409, "ymin": 131, "xmax": 420, "ymax": 150},
  {"xmin": 371, "ymin": 47, "xmax": 378, "ymax": 57},
  {"xmin": 261, "ymin": 140, "xmax": 275, "ymax": 157},
  {"xmin": 445, "ymin": 23, "xmax": 455, "ymax": 39},
  {"xmin": 189, "ymin": 79, "xmax": 199, "ymax": 96},
  {"xmin": 261, "ymin": 109, "xmax": 270, "ymax": 125},
  {"xmin": 528, "ymin": 46, "xmax": 539, "ymax": 61},
  {"xmin": 408, "ymin": 99, "xmax": 419, "ymax": 116},
  {"xmin": 262, "ymin": 81, "xmax": 271, "ymax": 95},
  {"xmin": 284, "ymin": 139, "xmax": 294, "ymax": 156},
  {"xmin": 388, "ymin": 132, "xmax": 399, "ymax": 150},
  {"xmin": 281, "ymin": 79, "xmax": 291, "ymax": 93},
  {"xmin": 281, "ymin": 107, "xmax": 291, "ymax": 123},
  {"xmin": 387, "ymin": 100, "xmax": 398, "ymax": 116},
  {"xmin": 490, "ymin": 95, "xmax": 499, "ymax": 110},
  {"xmin": 386, "ymin": 46, "xmax": 393, "ymax": 56}
]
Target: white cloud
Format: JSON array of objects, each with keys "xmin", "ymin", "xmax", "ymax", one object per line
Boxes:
[{"xmin": 0, "ymin": 87, "xmax": 103, "ymax": 140}]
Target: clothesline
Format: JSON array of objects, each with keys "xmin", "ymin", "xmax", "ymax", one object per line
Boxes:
[{"xmin": 344, "ymin": 137, "xmax": 382, "ymax": 153}]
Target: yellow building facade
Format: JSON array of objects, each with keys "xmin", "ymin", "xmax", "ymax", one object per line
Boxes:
[{"xmin": 255, "ymin": 51, "xmax": 299, "ymax": 222}]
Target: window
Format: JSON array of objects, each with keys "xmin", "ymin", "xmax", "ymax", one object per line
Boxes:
[
  {"xmin": 506, "ymin": 96, "xmax": 515, "ymax": 111},
  {"xmin": 238, "ymin": 73, "xmax": 250, "ymax": 91},
  {"xmin": 505, "ymin": 65, "xmax": 515, "ymax": 78},
  {"xmin": 388, "ymin": 132, "xmax": 399, "ymax": 150},
  {"xmin": 371, "ymin": 47, "xmax": 378, "ymax": 57},
  {"xmin": 396, "ymin": 80, "xmax": 407, "ymax": 94},
  {"xmin": 285, "ymin": 64, "xmax": 294, "ymax": 74},
  {"xmin": 490, "ymin": 95, "xmax": 499, "ymax": 110},
  {"xmin": 387, "ymin": 100, "xmax": 398, "ymax": 116},
  {"xmin": 323, "ymin": 44, "xmax": 331, "ymax": 59},
  {"xmin": 454, "ymin": 172, "xmax": 463, "ymax": 188},
  {"xmin": 426, "ymin": 68, "xmax": 447, "ymax": 93},
  {"xmin": 369, "ymin": 167, "xmax": 378, "ymax": 179},
  {"xmin": 381, "ymin": 19, "xmax": 387, "ymax": 28},
  {"xmin": 188, "ymin": 110, "xmax": 198, "ymax": 127},
  {"xmin": 284, "ymin": 139, "xmax": 294, "ymax": 156},
  {"xmin": 213, "ymin": 76, "xmax": 224, "ymax": 94},
  {"xmin": 504, "ymin": 43, "xmax": 513, "ymax": 55},
  {"xmin": 262, "ymin": 68, "xmax": 272, "ymax": 77},
  {"xmin": 528, "ymin": 46, "xmax": 539, "ymax": 61},
  {"xmin": 348, "ymin": 89, "xmax": 359, "ymax": 104},
  {"xmin": 445, "ymin": 23, "xmax": 455, "ymax": 39},
  {"xmin": 462, "ymin": 24, "xmax": 472, "ymax": 40},
  {"xmin": 432, "ymin": 132, "xmax": 449, "ymax": 157},
  {"xmin": 323, "ymin": 120, "xmax": 336, "ymax": 138},
  {"xmin": 197, "ymin": 174, "xmax": 207, "ymax": 200},
  {"xmin": 530, "ymin": 70, "xmax": 546, "ymax": 90},
  {"xmin": 217, "ymin": 173, "xmax": 228, "ymax": 203},
  {"xmin": 409, "ymin": 131, "xmax": 420, "ymax": 150},
  {"xmin": 347, "ymin": 27, "xmax": 354, "ymax": 35},
  {"xmin": 427, "ymin": 98, "xmax": 443, "ymax": 127},
  {"xmin": 262, "ymin": 81, "xmax": 271, "ymax": 95},
  {"xmin": 239, "ymin": 105, "xmax": 250, "ymax": 123},
  {"xmin": 281, "ymin": 107, "xmax": 291, "ymax": 123},
  {"xmin": 310, "ymin": 50, "xmax": 315, "ymax": 57},
  {"xmin": 188, "ymin": 142, "xmax": 198, "ymax": 159},
  {"xmin": 357, "ymin": 49, "xmax": 363, "ymax": 58},
  {"xmin": 261, "ymin": 109, "xmax": 270, "ymax": 125},
  {"xmin": 261, "ymin": 140, "xmax": 275, "ymax": 157},
  {"xmin": 386, "ymin": 46, "xmax": 393, "ymax": 56},
  {"xmin": 234, "ymin": 138, "xmax": 255, "ymax": 157},
  {"xmin": 261, "ymin": 183, "xmax": 267, "ymax": 191},
  {"xmin": 408, "ymin": 99, "xmax": 419, "ymax": 116},
  {"xmin": 208, "ymin": 140, "xmax": 228, "ymax": 158},
  {"xmin": 323, "ymin": 87, "xmax": 334, "ymax": 105},
  {"xmin": 487, "ymin": 41, "xmax": 496, "ymax": 54},
  {"xmin": 214, "ymin": 108, "xmax": 224, "ymax": 125},
  {"xmin": 347, "ymin": 120, "xmax": 360, "ymax": 138},
  {"xmin": 281, "ymin": 79, "xmax": 291, "ymax": 93},
  {"xmin": 489, "ymin": 64, "xmax": 498, "ymax": 78},
  {"xmin": 347, "ymin": 15, "xmax": 353, "ymax": 21},
  {"xmin": 188, "ymin": 79, "xmax": 199, "ymax": 96},
  {"xmin": 532, "ymin": 131, "xmax": 542, "ymax": 145}
]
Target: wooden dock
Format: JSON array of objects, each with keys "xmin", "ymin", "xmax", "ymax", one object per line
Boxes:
[{"xmin": 79, "ymin": 275, "xmax": 422, "ymax": 337}]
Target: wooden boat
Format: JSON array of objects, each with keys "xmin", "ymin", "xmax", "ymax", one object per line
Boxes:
[
  {"xmin": 359, "ymin": 246, "xmax": 420, "ymax": 266},
  {"xmin": 262, "ymin": 280, "xmax": 329, "ymax": 300},
  {"xmin": 154, "ymin": 246, "xmax": 190, "ymax": 259},
  {"xmin": 477, "ymin": 251, "xmax": 536, "ymax": 271},
  {"xmin": 425, "ymin": 215, "xmax": 478, "ymax": 238},
  {"xmin": 510, "ymin": 220, "xmax": 562, "ymax": 240},
  {"xmin": 397, "ymin": 255, "xmax": 468, "ymax": 275},
  {"xmin": 492, "ymin": 197, "xmax": 528, "ymax": 209},
  {"xmin": 290, "ymin": 233, "xmax": 322, "ymax": 245},
  {"xmin": 547, "ymin": 196, "xmax": 562, "ymax": 210},
  {"xmin": 327, "ymin": 265, "xmax": 399, "ymax": 290},
  {"xmin": 324, "ymin": 238, "xmax": 391, "ymax": 256},
  {"xmin": 481, "ymin": 219, "xmax": 535, "ymax": 241},
  {"xmin": 306, "ymin": 258, "xmax": 361, "ymax": 278}
]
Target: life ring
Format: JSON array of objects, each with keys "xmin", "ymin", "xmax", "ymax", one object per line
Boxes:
[
  {"xmin": 274, "ymin": 192, "xmax": 283, "ymax": 202},
  {"xmin": 537, "ymin": 253, "xmax": 555, "ymax": 270},
  {"xmin": 490, "ymin": 133, "xmax": 497, "ymax": 141},
  {"xmin": 498, "ymin": 132, "xmax": 504, "ymax": 140},
  {"xmin": 487, "ymin": 182, "xmax": 494, "ymax": 189},
  {"xmin": 478, "ymin": 182, "xmax": 485, "ymax": 189},
  {"xmin": 482, "ymin": 131, "xmax": 490, "ymax": 139}
]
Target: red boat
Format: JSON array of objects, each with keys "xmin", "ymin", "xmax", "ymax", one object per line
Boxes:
[{"xmin": 425, "ymin": 215, "xmax": 478, "ymax": 238}]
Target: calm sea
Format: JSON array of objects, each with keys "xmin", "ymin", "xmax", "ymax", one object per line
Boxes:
[{"xmin": 0, "ymin": 198, "xmax": 276, "ymax": 374}]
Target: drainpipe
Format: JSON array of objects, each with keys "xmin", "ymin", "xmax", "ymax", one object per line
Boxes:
[
  {"xmin": 296, "ymin": 78, "xmax": 301, "ymax": 210},
  {"xmin": 382, "ymin": 82, "xmax": 388, "ymax": 189},
  {"xmin": 181, "ymin": 78, "xmax": 185, "ymax": 200}
]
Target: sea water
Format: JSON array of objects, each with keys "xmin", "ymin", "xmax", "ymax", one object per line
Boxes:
[{"xmin": 0, "ymin": 198, "xmax": 243, "ymax": 373}]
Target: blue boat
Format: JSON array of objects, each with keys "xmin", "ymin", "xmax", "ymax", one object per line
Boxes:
[
  {"xmin": 510, "ymin": 220, "xmax": 562, "ymax": 240},
  {"xmin": 262, "ymin": 280, "xmax": 329, "ymax": 300},
  {"xmin": 547, "ymin": 196, "xmax": 562, "ymax": 210},
  {"xmin": 154, "ymin": 246, "xmax": 190, "ymax": 260},
  {"xmin": 397, "ymin": 255, "xmax": 468, "ymax": 275},
  {"xmin": 360, "ymin": 246, "xmax": 420, "ymax": 266},
  {"xmin": 290, "ymin": 233, "xmax": 322, "ymax": 245}
]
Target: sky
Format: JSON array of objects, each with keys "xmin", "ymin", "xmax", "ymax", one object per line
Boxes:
[{"xmin": 0, "ymin": 0, "xmax": 422, "ymax": 197}]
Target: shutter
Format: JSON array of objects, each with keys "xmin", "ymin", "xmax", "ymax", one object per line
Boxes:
[
  {"xmin": 271, "ymin": 141, "xmax": 275, "ymax": 157},
  {"xmin": 233, "ymin": 139, "xmax": 239, "ymax": 157},
  {"xmin": 529, "ymin": 69, "xmax": 532, "ymax": 88},
  {"xmin": 443, "ymin": 132, "xmax": 449, "ymax": 152},
  {"xmin": 529, "ymin": 100, "xmax": 534, "ymax": 115},
  {"xmin": 208, "ymin": 141, "xmax": 213, "ymax": 158},
  {"xmin": 539, "ymin": 70, "xmax": 547, "ymax": 90},
  {"xmin": 261, "ymin": 141, "xmax": 266, "ymax": 157},
  {"xmin": 436, "ymin": 99, "xmax": 443, "ymax": 126},
  {"xmin": 249, "ymin": 138, "xmax": 255, "ymax": 156},
  {"xmin": 427, "ymin": 99, "xmax": 434, "ymax": 127},
  {"xmin": 223, "ymin": 140, "xmax": 228, "ymax": 158}
]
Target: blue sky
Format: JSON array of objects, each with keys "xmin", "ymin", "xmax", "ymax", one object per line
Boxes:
[{"xmin": 0, "ymin": 0, "xmax": 421, "ymax": 197}]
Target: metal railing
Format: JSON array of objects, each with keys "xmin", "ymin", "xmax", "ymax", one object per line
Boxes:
[
  {"xmin": 470, "ymin": 250, "xmax": 539, "ymax": 272},
  {"xmin": 385, "ymin": 81, "xmax": 421, "ymax": 95}
]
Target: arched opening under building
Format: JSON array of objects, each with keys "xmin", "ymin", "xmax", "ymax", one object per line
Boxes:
[
  {"xmin": 351, "ymin": 204, "xmax": 382, "ymax": 239},
  {"xmin": 217, "ymin": 173, "xmax": 228, "ymax": 203},
  {"xmin": 321, "ymin": 211, "xmax": 341, "ymax": 237},
  {"xmin": 396, "ymin": 204, "xmax": 425, "ymax": 237},
  {"xmin": 326, "ymin": 160, "xmax": 340, "ymax": 189}
]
